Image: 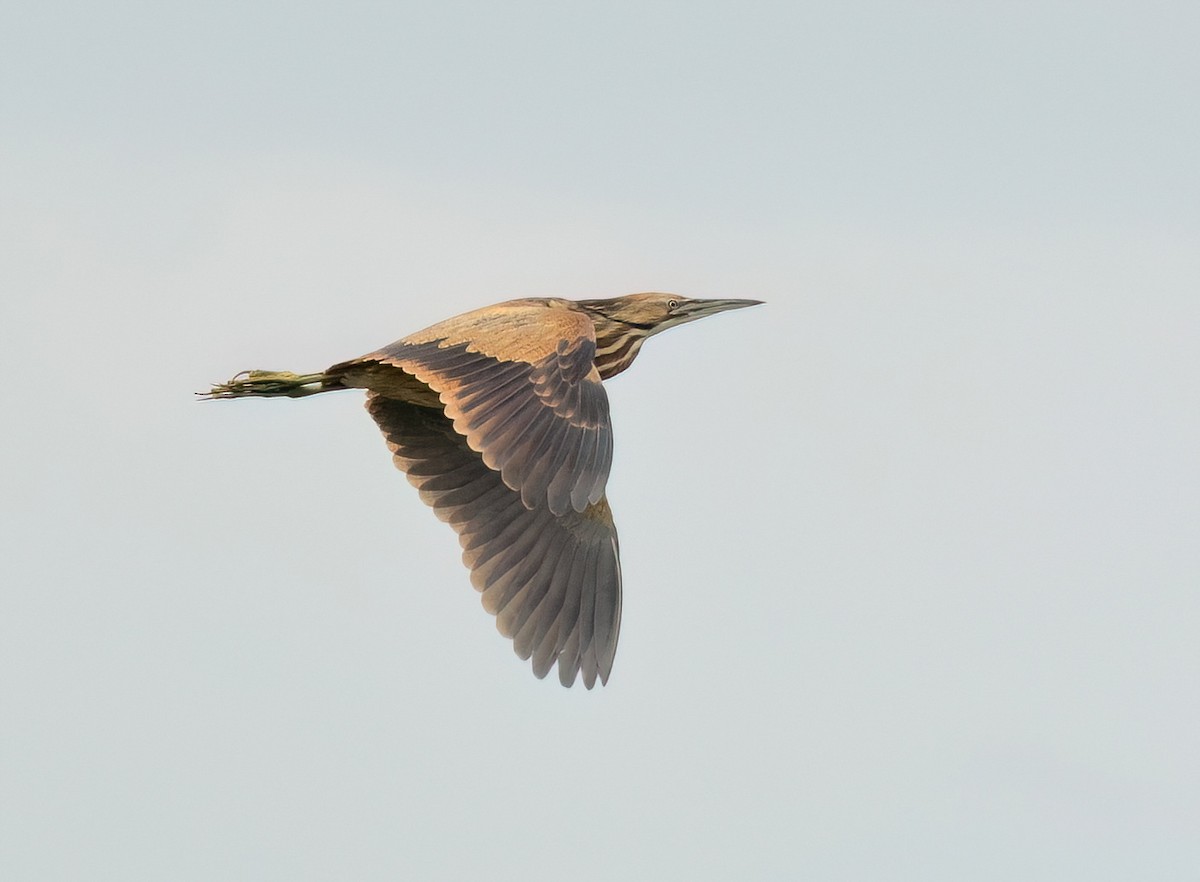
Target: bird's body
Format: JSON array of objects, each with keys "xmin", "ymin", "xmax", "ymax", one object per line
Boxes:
[{"xmin": 204, "ymin": 293, "xmax": 760, "ymax": 687}]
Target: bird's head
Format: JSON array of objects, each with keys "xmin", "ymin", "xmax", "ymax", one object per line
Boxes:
[
  {"xmin": 573, "ymin": 292, "xmax": 762, "ymax": 379},
  {"xmin": 579, "ymin": 293, "xmax": 763, "ymax": 337}
]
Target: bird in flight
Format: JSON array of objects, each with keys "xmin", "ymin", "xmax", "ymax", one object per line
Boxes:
[{"xmin": 203, "ymin": 293, "xmax": 761, "ymax": 687}]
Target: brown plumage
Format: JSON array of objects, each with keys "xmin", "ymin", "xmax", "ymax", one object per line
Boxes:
[{"xmin": 203, "ymin": 293, "xmax": 762, "ymax": 687}]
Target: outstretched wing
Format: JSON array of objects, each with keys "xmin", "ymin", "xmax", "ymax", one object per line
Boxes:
[
  {"xmin": 350, "ymin": 301, "xmax": 612, "ymax": 517},
  {"xmin": 367, "ymin": 394, "xmax": 622, "ymax": 688}
]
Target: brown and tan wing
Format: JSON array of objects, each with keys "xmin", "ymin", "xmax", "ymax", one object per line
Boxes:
[
  {"xmin": 367, "ymin": 394, "xmax": 621, "ymax": 688},
  {"xmin": 352, "ymin": 301, "xmax": 612, "ymax": 517}
]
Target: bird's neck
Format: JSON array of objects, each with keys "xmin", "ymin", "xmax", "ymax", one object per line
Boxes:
[{"xmin": 589, "ymin": 314, "xmax": 651, "ymax": 379}]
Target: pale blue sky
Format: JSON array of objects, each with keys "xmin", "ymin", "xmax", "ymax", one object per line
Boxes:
[{"xmin": 2, "ymin": 3, "xmax": 1197, "ymax": 879}]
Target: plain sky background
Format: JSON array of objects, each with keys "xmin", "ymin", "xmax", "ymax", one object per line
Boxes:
[{"xmin": 2, "ymin": 2, "xmax": 1197, "ymax": 879}]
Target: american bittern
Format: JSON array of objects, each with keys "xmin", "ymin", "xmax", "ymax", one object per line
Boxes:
[{"xmin": 203, "ymin": 293, "xmax": 761, "ymax": 687}]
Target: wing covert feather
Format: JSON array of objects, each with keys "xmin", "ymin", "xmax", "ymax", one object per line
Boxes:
[{"xmin": 359, "ymin": 301, "xmax": 612, "ymax": 516}]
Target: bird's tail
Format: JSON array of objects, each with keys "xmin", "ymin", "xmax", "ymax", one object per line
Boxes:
[{"xmin": 199, "ymin": 370, "xmax": 340, "ymax": 400}]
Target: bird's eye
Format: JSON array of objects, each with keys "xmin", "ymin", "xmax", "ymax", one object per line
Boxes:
[{"xmin": 667, "ymin": 299, "xmax": 679, "ymax": 310}]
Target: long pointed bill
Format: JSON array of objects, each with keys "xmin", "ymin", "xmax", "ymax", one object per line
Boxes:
[{"xmin": 672, "ymin": 297, "xmax": 764, "ymax": 327}]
